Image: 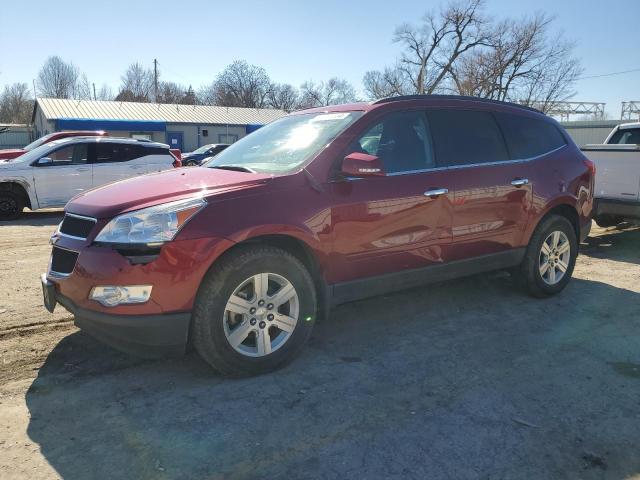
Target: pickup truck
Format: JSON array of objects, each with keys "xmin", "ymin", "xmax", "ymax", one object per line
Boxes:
[{"xmin": 581, "ymin": 122, "xmax": 640, "ymax": 227}]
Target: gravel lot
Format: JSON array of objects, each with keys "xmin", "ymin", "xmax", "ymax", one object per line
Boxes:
[{"xmin": 1, "ymin": 212, "xmax": 639, "ymax": 479}]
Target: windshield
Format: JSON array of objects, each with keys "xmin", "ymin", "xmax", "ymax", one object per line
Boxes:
[
  {"xmin": 205, "ymin": 111, "xmax": 363, "ymax": 173},
  {"xmin": 192, "ymin": 144, "xmax": 214, "ymax": 154},
  {"xmin": 22, "ymin": 133, "xmax": 56, "ymax": 151}
]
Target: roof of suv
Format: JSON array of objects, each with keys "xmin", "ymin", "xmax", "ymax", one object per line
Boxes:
[
  {"xmin": 294, "ymin": 95, "xmax": 543, "ymax": 116},
  {"xmin": 45, "ymin": 136, "xmax": 170, "ymax": 149}
]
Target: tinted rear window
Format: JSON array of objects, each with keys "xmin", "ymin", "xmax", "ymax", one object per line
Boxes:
[
  {"xmin": 608, "ymin": 128, "xmax": 640, "ymax": 145},
  {"xmin": 495, "ymin": 112, "xmax": 566, "ymax": 159},
  {"xmin": 427, "ymin": 110, "xmax": 509, "ymax": 166}
]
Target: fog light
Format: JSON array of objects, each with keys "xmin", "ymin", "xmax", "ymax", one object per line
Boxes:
[{"xmin": 89, "ymin": 285, "xmax": 152, "ymax": 307}]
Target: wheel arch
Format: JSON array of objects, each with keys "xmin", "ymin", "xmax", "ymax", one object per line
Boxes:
[
  {"xmin": 0, "ymin": 180, "xmax": 33, "ymax": 209},
  {"xmin": 207, "ymin": 232, "xmax": 331, "ymax": 322},
  {"xmin": 531, "ymin": 201, "xmax": 581, "ymax": 242}
]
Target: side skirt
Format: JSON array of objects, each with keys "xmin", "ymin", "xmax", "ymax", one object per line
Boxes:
[{"xmin": 330, "ymin": 248, "xmax": 526, "ymax": 306}]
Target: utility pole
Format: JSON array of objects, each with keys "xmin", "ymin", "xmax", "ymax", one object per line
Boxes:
[
  {"xmin": 92, "ymin": 83, "xmax": 97, "ymax": 101},
  {"xmin": 153, "ymin": 58, "xmax": 158, "ymax": 103},
  {"xmin": 32, "ymin": 79, "xmax": 37, "ymax": 99}
]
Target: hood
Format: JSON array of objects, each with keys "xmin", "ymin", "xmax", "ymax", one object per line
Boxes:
[
  {"xmin": 67, "ymin": 167, "xmax": 272, "ymax": 218},
  {"xmin": 0, "ymin": 149, "xmax": 25, "ymax": 161}
]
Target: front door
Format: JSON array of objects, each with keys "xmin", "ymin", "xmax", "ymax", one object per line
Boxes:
[
  {"xmin": 32, "ymin": 143, "xmax": 92, "ymax": 207},
  {"xmin": 166, "ymin": 132, "xmax": 184, "ymax": 151},
  {"xmin": 329, "ymin": 110, "xmax": 453, "ymax": 284}
]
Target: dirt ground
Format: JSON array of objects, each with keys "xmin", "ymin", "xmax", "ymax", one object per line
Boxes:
[{"xmin": 0, "ymin": 211, "xmax": 639, "ymax": 479}]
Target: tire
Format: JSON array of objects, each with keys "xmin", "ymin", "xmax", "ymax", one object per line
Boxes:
[
  {"xmin": 0, "ymin": 191, "xmax": 24, "ymax": 220},
  {"xmin": 517, "ymin": 214, "xmax": 578, "ymax": 298},
  {"xmin": 594, "ymin": 215, "xmax": 623, "ymax": 228},
  {"xmin": 192, "ymin": 245, "xmax": 317, "ymax": 377},
  {"xmin": 186, "ymin": 161, "xmax": 198, "ymax": 167}
]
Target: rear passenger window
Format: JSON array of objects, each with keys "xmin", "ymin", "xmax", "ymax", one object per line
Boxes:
[
  {"xmin": 427, "ymin": 110, "xmax": 508, "ymax": 166},
  {"xmin": 495, "ymin": 112, "xmax": 566, "ymax": 159},
  {"xmin": 94, "ymin": 144, "xmax": 149, "ymax": 163},
  {"xmin": 353, "ymin": 111, "xmax": 435, "ymax": 173}
]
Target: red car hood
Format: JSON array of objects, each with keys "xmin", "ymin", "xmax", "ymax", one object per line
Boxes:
[
  {"xmin": 0, "ymin": 149, "xmax": 25, "ymax": 161},
  {"xmin": 67, "ymin": 167, "xmax": 272, "ymax": 219}
]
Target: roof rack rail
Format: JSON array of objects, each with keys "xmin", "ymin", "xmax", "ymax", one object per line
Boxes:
[{"xmin": 371, "ymin": 94, "xmax": 541, "ymax": 113}]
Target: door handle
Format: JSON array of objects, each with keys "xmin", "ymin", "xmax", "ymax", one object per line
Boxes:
[
  {"xmin": 424, "ymin": 188, "xmax": 449, "ymax": 197},
  {"xmin": 511, "ymin": 178, "xmax": 529, "ymax": 187},
  {"xmin": 76, "ymin": 167, "xmax": 90, "ymax": 172}
]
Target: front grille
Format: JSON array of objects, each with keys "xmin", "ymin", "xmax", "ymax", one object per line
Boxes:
[
  {"xmin": 59, "ymin": 214, "xmax": 96, "ymax": 239},
  {"xmin": 50, "ymin": 247, "xmax": 79, "ymax": 275}
]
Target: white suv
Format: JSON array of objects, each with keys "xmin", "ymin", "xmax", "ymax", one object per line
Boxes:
[{"xmin": 0, "ymin": 137, "xmax": 181, "ymax": 219}]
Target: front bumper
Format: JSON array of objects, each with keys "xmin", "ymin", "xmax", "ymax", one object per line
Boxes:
[
  {"xmin": 50, "ymin": 285, "xmax": 191, "ymax": 357},
  {"xmin": 594, "ymin": 198, "xmax": 640, "ymax": 220}
]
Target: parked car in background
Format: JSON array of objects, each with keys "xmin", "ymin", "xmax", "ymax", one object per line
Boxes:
[
  {"xmin": 0, "ymin": 137, "xmax": 181, "ymax": 219},
  {"xmin": 0, "ymin": 130, "xmax": 108, "ymax": 162},
  {"xmin": 582, "ymin": 122, "xmax": 640, "ymax": 227},
  {"xmin": 182, "ymin": 143, "xmax": 230, "ymax": 166},
  {"xmin": 42, "ymin": 95, "xmax": 594, "ymax": 376}
]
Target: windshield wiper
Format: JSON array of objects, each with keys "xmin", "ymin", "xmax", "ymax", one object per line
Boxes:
[{"xmin": 209, "ymin": 165, "xmax": 256, "ymax": 173}]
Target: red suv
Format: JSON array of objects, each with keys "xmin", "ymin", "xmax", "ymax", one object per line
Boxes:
[{"xmin": 42, "ymin": 96, "xmax": 594, "ymax": 376}]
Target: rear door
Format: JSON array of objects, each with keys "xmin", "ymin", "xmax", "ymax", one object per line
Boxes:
[
  {"xmin": 31, "ymin": 143, "xmax": 92, "ymax": 207},
  {"xmin": 142, "ymin": 146, "xmax": 176, "ymax": 173},
  {"xmin": 329, "ymin": 109, "xmax": 453, "ymax": 284},
  {"xmin": 91, "ymin": 142, "xmax": 147, "ymax": 187},
  {"xmin": 427, "ymin": 109, "xmax": 534, "ymax": 261}
]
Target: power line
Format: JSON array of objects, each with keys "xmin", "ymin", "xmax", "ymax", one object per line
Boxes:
[{"xmin": 577, "ymin": 67, "xmax": 640, "ymax": 80}]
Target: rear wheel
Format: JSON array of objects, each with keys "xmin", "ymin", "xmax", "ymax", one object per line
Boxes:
[
  {"xmin": 517, "ymin": 214, "xmax": 577, "ymax": 297},
  {"xmin": 0, "ymin": 191, "xmax": 24, "ymax": 220},
  {"xmin": 186, "ymin": 160, "xmax": 198, "ymax": 167},
  {"xmin": 192, "ymin": 246, "xmax": 317, "ymax": 377}
]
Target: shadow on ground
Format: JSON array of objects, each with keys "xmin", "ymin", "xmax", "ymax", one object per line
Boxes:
[
  {"xmin": 581, "ymin": 224, "xmax": 640, "ymax": 265},
  {"xmin": 0, "ymin": 210, "xmax": 64, "ymax": 227},
  {"xmin": 25, "ymin": 273, "xmax": 640, "ymax": 479}
]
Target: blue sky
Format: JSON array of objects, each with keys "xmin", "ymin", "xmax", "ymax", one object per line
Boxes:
[{"xmin": 0, "ymin": 0, "xmax": 638, "ymax": 118}]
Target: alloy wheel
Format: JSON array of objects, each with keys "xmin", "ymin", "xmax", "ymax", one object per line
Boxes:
[
  {"xmin": 538, "ymin": 230, "xmax": 571, "ymax": 285},
  {"xmin": 223, "ymin": 273, "xmax": 299, "ymax": 357}
]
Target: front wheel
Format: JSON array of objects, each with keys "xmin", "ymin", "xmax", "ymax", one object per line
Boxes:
[
  {"xmin": 517, "ymin": 215, "xmax": 578, "ymax": 298},
  {"xmin": 0, "ymin": 191, "xmax": 24, "ymax": 220},
  {"xmin": 192, "ymin": 246, "xmax": 317, "ymax": 377}
]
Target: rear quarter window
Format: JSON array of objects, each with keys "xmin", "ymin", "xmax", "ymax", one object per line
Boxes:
[
  {"xmin": 427, "ymin": 109, "xmax": 509, "ymax": 166},
  {"xmin": 495, "ymin": 112, "xmax": 566, "ymax": 159}
]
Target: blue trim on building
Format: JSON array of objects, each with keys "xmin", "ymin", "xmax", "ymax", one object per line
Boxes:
[
  {"xmin": 246, "ymin": 124, "xmax": 263, "ymax": 134},
  {"xmin": 55, "ymin": 118, "xmax": 167, "ymax": 132}
]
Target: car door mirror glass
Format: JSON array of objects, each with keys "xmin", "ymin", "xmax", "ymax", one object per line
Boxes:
[
  {"xmin": 341, "ymin": 152, "xmax": 386, "ymax": 177},
  {"xmin": 38, "ymin": 157, "xmax": 53, "ymax": 166}
]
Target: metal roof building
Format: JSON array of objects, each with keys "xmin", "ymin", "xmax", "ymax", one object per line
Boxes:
[{"xmin": 32, "ymin": 98, "xmax": 286, "ymax": 152}]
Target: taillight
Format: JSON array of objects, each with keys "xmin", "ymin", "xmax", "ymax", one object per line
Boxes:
[
  {"xmin": 583, "ymin": 158, "xmax": 596, "ymax": 176},
  {"xmin": 169, "ymin": 149, "xmax": 182, "ymax": 168}
]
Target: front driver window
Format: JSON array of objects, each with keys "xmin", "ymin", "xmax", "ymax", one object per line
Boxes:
[
  {"xmin": 47, "ymin": 144, "xmax": 88, "ymax": 166},
  {"xmin": 353, "ymin": 111, "xmax": 435, "ymax": 173}
]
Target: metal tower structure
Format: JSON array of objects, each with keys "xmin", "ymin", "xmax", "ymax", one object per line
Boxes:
[
  {"xmin": 529, "ymin": 102, "xmax": 606, "ymax": 121},
  {"xmin": 621, "ymin": 101, "xmax": 640, "ymax": 121}
]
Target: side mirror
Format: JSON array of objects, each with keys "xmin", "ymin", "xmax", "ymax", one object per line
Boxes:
[
  {"xmin": 341, "ymin": 152, "xmax": 385, "ymax": 178},
  {"xmin": 38, "ymin": 157, "xmax": 53, "ymax": 165}
]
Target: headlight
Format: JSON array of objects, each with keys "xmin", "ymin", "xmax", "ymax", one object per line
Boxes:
[{"xmin": 95, "ymin": 197, "xmax": 206, "ymax": 244}]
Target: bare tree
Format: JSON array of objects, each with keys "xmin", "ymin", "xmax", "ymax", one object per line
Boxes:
[
  {"xmin": 74, "ymin": 73, "xmax": 93, "ymax": 100},
  {"xmin": 267, "ymin": 83, "xmax": 299, "ymax": 111},
  {"xmin": 298, "ymin": 78, "xmax": 356, "ymax": 108},
  {"xmin": 0, "ymin": 83, "xmax": 33, "ymax": 124},
  {"xmin": 203, "ymin": 60, "xmax": 271, "ymax": 108},
  {"xmin": 450, "ymin": 13, "xmax": 583, "ymax": 112},
  {"xmin": 363, "ymin": 0, "xmax": 489, "ymax": 98},
  {"xmin": 118, "ymin": 62, "xmax": 154, "ymax": 102},
  {"xmin": 36, "ymin": 56, "xmax": 80, "ymax": 99},
  {"xmin": 95, "ymin": 84, "xmax": 114, "ymax": 101}
]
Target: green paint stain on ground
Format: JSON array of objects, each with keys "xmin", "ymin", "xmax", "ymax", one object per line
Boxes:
[{"xmin": 610, "ymin": 362, "xmax": 640, "ymax": 379}]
